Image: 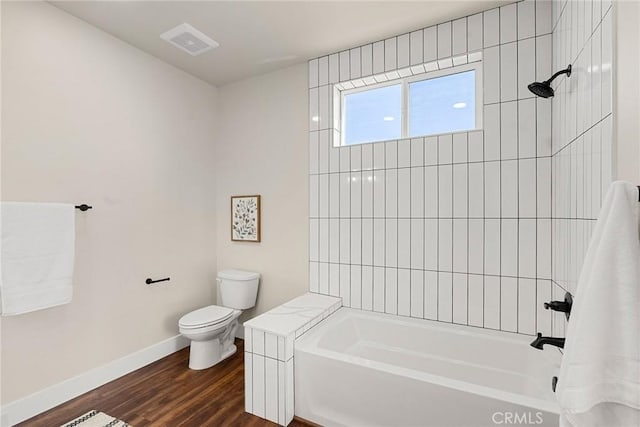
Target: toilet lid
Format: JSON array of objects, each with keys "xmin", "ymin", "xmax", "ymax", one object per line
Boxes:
[{"xmin": 179, "ymin": 305, "xmax": 234, "ymax": 328}]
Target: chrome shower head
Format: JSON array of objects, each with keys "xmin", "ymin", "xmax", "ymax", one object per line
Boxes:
[{"xmin": 528, "ymin": 64, "xmax": 572, "ymax": 98}]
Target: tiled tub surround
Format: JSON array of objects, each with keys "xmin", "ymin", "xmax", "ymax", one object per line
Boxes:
[
  {"xmin": 243, "ymin": 293, "xmax": 341, "ymax": 426},
  {"xmin": 295, "ymin": 308, "xmax": 561, "ymax": 427},
  {"xmin": 550, "ymin": 0, "xmax": 614, "ymax": 338},
  {"xmin": 309, "ymin": 0, "xmax": 559, "ymax": 336}
]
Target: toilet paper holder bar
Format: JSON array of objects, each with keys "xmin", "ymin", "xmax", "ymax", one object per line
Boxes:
[{"xmin": 146, "ymin": 277, "xmax": 170, "ymax": 285}]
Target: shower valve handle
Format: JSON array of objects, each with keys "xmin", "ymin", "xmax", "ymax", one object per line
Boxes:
[
  {"xmin": 543, "ymin": 301, "xmax": 570, "ymax": 312},
  {"xmin": 544, "ymin": 292, "xmax": 573, "ymax": 320}
]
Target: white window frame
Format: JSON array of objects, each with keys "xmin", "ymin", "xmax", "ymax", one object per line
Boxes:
[{"xmin": 338, "ymin": 62, "xmax": 483, "ymax": 147}]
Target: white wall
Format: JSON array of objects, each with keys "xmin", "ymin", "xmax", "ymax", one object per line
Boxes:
[
  {"xmin": 550, "ymin": 0, "xmax": 614, "ymax": 339},
  {"xmin": 308, "ymin": 0, "xmax": 556, "ymax": 336},
  {"xmin": 216, "ymin": 63, "xmax": 309, "ymax": 327},
  {"xmin": 613, "ymin": 0, "xmax": 640, "ymax": 184},
  {"xmin": 1, "ymin": 1, "xmax": 217, "ymax": 404}
]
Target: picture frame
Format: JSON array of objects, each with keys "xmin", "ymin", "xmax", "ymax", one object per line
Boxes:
[{"xmin": 231, "ymin": 195, "xmax": 261, "ymax": 242}]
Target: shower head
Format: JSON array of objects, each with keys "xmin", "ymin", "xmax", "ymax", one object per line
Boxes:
[
  {"xmin": 528, "ymin": 64, "xmax": 572, "ymax": 98},
  {"xmin": 527, "ymin": 81, "xmax": 555, "ymax": 98}
]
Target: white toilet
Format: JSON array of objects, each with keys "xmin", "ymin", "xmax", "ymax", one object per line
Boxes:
[{"xmin": 179, "ymin": 269, "xmax": 260, "ymax": 370}]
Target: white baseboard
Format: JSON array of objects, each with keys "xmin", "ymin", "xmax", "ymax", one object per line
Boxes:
[{"xmin": 0, "ymin": 334, "xmax": 189, "ymax": 427}]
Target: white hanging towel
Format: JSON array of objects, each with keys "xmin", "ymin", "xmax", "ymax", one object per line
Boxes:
[
  {"xmin": 1, "ymin": 202, "xmax": 75, "ymax": 315},
  {"xmin": 557, "ymin": 181, "xmax": 640, "ymax": 427}
]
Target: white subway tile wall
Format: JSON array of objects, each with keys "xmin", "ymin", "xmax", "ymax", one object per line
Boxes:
[
  {"xmin": 309, "ymin": 0, "xmax": 560, "ymax": 336},
  {"xmin": 244, "ymin": 294, "xmax": 341, "ymax": 425},
  {"xmin": 550, "ymin": 0, "xmax": 614, "ymax": 334}
]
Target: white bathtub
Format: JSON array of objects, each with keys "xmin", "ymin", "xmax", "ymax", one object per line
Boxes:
[{"xmin": 295, "ymin": 308, "xmax": 561, "ymax": 427}]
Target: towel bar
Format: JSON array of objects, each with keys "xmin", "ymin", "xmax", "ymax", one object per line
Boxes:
[{"xmin": 75, "ymin": 204, "xmax": 92, "ymax": 211}]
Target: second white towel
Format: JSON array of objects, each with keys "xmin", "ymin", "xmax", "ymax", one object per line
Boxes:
[{"xmin": 557, "ymin": 181, "xmax": 640, "ymax": 426}]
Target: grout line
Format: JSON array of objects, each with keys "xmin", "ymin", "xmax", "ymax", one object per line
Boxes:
[
  {"xmin": 515, "ymin": 1, "xmax": 520, "ymax": 332},
  {"xmin": 466, "ymin": 132, "xmax": 470, "ymax": 325},
  {"xmin": 515, "ymin": 4, "xmax": 520, "ymax": 333},
  {"xmin": 308, "ymin": 154, "xmax": 555, "ymax": 175},
  {"xmin": 450, "ymin": 140, "xmax": 454, "ymax": 322},
  {"xmin": 409, "ymin": 138, "xmax": 413, "ymax": 316},
  {"xmin": 436, "ymin": 135, "xmax": 440, "ymax": 320},
  {"xmin": 498, "ymin": 3, "xmax": 502, "ymax": 331}
]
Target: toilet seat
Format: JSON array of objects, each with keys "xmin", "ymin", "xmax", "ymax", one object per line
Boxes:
[{"xmin": 179, "ymin": 305, "xmax": 234, "ymax": 330}]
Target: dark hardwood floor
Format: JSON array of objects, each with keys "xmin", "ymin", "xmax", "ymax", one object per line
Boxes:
[{"xmin": 19, "ymin": 339, "xmax": 310, "ymax": 427}]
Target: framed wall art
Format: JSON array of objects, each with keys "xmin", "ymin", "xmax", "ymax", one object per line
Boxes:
[{"xmin": 231, "ymin": 195, "xmax": 261, "ymax": 242}]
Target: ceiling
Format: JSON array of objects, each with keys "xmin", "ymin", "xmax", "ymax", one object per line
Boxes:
[{"xmin": 51, "ymin": 1, "xmax": 509, "ymax": 87}]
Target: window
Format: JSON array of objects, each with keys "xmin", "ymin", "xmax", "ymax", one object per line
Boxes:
[
  {"xmin": 343, "ymin": 84, "xmax": 402, "ymax": 146},
  {"xmin": 408, "ymin": 70, "xmax": 476, "ymax": 137},
  {"xmin": 339, "ymin": 63, "xmax": 481, "ymax": 146}
]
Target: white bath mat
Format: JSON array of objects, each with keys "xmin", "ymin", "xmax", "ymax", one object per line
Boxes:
[{"xmin": 60, "ymin": 410, "xmax": 131, "ymax": 427}]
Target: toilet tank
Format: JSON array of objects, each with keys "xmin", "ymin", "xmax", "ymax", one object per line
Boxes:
[{"xmin": 217, "ymin": 269, "xmax": 260, "ymax": 309}]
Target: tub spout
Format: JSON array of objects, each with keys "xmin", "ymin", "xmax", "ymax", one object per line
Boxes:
[{"xmin": 530, "ymin": 333, "xmax": 565, "ymax": 350}]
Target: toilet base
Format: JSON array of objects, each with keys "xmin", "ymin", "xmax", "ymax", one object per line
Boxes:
[
  {"xmin": 181, "ymin": 312, "xmax": 241, "ymax": 370},
  {"xmin": 188, "ymin": 340, "xmax": 238, "ymax": 370},
  {"xmin": 222, "ymin": 344, "xmax": 238, "ymax": 361}
]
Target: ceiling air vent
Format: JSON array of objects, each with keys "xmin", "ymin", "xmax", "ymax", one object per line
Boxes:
[{"xmin": 160, "ymin": 23, "xmax": 219, "ymax": 56}]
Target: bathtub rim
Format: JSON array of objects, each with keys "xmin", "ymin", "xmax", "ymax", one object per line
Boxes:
[{"xmin": 295, "ymin": 307, "xmax": 561, "ymax": 415}]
